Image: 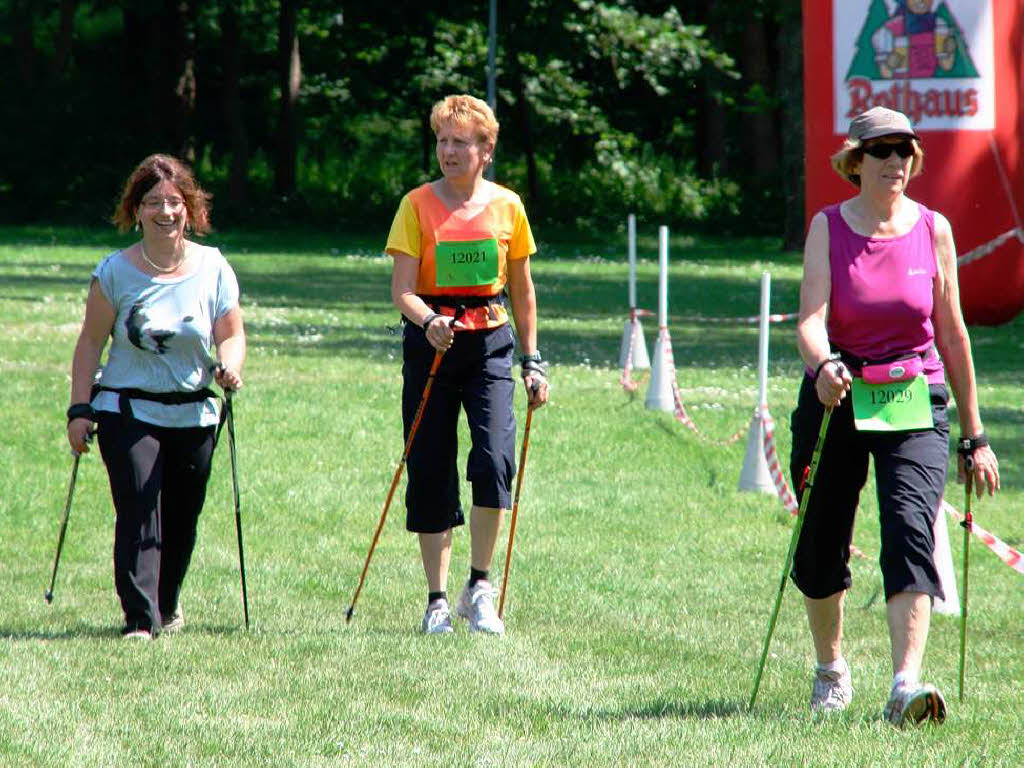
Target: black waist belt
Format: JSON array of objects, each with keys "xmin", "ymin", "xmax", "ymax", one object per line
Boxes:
[
  {"xmin": 97, "ymin": 386, "xmax": 217, "ymax": 405},
  {"xmin": 97, "ymin": 386, "xmax": 221, "ymax": 430},
  {"xmin": 419, "ymin": 293, "xmax": 505, "ymax": 310}
]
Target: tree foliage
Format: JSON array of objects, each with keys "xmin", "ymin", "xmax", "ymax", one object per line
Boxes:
[{"xmin": 0, "ymin": 0, "xmax": 803, "ymax": 238}]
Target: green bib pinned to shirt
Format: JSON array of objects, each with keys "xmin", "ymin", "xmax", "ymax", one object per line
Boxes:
[
  {"xmin": 850, "ymin": 375, "xmax": 933, "ymax": 432},
  {"xmin": 435, "ymin": 238, "xmax": 499, "ymax": 288}
]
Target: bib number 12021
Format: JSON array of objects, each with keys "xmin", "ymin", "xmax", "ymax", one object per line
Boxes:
[{"xmin": 435, "ymin": 238, "xmax": 499, "ymax": 287}]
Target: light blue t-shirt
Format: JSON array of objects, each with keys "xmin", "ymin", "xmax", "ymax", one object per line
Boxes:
[{"xmin": 90, "ymin": 244, "xmax": 240, "ymax": 428}]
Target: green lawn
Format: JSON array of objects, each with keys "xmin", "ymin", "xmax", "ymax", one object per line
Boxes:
[{"xmin": 1, "ymin": 226, "xmax": 1021, "ymax": 766}]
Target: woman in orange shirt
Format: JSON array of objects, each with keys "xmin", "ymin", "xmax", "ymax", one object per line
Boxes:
[{"xmin": 386, "ymin": 94, "xmax": 548, "ymax": 635}]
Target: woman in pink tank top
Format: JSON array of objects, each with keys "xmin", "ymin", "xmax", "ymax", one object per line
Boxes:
[{"xmin": 788, "ymin": 107, "xmax": 999, "ymax": 725}]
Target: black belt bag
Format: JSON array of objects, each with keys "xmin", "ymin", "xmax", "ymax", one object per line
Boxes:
[{"xmin": 96, "ymin": 386, "xmax": 225, "ymax": 439}]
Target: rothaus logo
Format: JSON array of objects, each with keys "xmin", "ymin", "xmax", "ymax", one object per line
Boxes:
[{"xmin": 844, "ymin": 0, "xmax": 981, "ymax": 123}]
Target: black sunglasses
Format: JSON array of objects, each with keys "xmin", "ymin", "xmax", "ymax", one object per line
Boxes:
[{"xmin": 861, "ymin": 140, "xmax": 915, "ymax": 160}]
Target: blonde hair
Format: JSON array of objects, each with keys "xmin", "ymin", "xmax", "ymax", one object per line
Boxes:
[
  {"xmin": 830, "ymin": 137, "xmax": 925, "ymax": 187},
  {"xmin": 429, "ymin": 94, "xmax": 499, "ymax": 146}
]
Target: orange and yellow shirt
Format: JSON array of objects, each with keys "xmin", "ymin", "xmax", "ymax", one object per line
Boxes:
[{"xmin": 386, "ymin": 182, "xmax": 536, "ymax": 300}]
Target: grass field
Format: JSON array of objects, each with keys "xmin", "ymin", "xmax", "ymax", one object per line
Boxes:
[{"xmin": 1, "ymin": 226, "xmax": 1021, "ymax": 766}]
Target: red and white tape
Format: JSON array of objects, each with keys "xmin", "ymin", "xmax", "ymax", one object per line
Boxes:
[
  {"xmin": 658, "ymin": 328, "xmax": 746, "ymax": 445},
  {"xmin": 620, "ymin": 310, "xmax": 640, "ymax": 392},
  {"xmin": 634, "ymin": 308, "xmax": 797, "ymax": 325},
  {"xmin": 942, "ymin": 499, "xmax": 1023, "ymax": 576},
  {"xmin": 956, "ymin": 227, "xmax": 1023, "ymax": 268},
  {"xmin": 761, "ymin": 406, "xmax": 799, "ymax": 516}
]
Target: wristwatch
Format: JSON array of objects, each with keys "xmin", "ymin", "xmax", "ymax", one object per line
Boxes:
[{"xmin": 957, "ymin": 434, "xmax": 989, "ymax": 455}]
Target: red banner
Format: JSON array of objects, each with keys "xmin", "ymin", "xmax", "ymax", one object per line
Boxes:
[{"xmin": 803, "ymin": 0, "xmax": 1023, "ymax": 325}]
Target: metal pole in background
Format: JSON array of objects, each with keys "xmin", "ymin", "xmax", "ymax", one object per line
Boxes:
[{"xmin": 485, "ymin": 0, "xmax": 497, "ymax": 181}]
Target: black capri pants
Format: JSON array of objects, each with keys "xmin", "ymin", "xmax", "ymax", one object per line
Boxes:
[
  {"xmin": 401, "ymin": 321, "xmax": 517, "ymax": 533},
  {"xmin": 97, "ymin": 412, "xmax": 216, "ymax": 632},
  {"xmin": 788, "ymin": 375, "xmax": 950, "ymax": 602}
]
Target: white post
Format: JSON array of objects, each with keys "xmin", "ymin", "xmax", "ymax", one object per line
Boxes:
[
  {"xmin": 757, "ymin": 271, "xmax": 771, "ymax": 408},
  {"xmin": 645, "ymin": 226, "xmax": 674, "ymax": 411},
  {"xmin": 619, "ymin": 213, "xmax": 649, "ymax": 369},
  {"xmin": 628, "ymin": 214, "xmax": 637, "ymax": 310},
  {"xmin": 738, "ymin": 271, "xmax": 775, "ymax": 493},
  {"xmin": 657, "ymin": 226, "xmax": 669, "ymax": 328}
]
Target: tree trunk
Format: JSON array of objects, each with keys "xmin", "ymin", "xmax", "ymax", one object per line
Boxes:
[
  {"xmin": 51, "ymin": 1, "xmax": 79, "ymax": 77},
  {"xmin": 695, "ymin": 6, "xmax": 727, "ymax": 176},
  {"xmin": 12, "ymin": 10, "xmax": 37, "ymax": 90},
  {"xmin": 221, "ymin": 0, "xmax": 249, "ymax": 210},
  {"xmin": 514, "ymin": 75, "xmax": 539, "ymax": 208},
  {"xmin": 168, "ymin": 0, "xmax": 197, "ymax": 163},
  {"xmin": 777, "ymin": 0, "xmax": 805, "ymax": 250},
  {"xmin": 740, "ymin": 19, "xmax": 779, "ymax": 177},
  {"xmin": 274, "ymin": 0, "xmax": 301, "ymax": 197}
]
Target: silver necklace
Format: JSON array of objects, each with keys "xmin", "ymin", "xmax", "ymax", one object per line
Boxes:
[{"xmin": 140, "ymin": 242, "xmax": 185, "ymax": 274}]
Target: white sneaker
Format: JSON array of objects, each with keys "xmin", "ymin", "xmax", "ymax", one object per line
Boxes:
[
  {"xmin": 809, "ymin": 663, "xmax": 853, "ymax": 713},
  {"xmin": 421, "ymin": 599, "xmax": 454, "ymax": 634},
  {"xmin": 883, "ymin": 683, "xmax": 947, "ymax": 727},
  {"xmin": 162, "ymin": 606, "xmax": 185, "ymax": 634},
  {"xmin": 455, "ymin": 579, "xmax": 504, "ymax": 635}
]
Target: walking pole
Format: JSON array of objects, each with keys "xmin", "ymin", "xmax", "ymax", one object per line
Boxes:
[
  {"xmin": 749, "ymin": 404, "xmax": 834, "ymax": 710},
  {"xmin": 45, "ymin": 435, "xmax": 91, "ymax": 603},
  {"xmin": 498, "ymin": 399, "xmax": 537, "ymax": 620},
  {"xmin": 225, "ymin": 390, "xmax": 250, "ymax": 630},
  {"xmin": 346, "ymin": 350, "xmax": 444, "ymax": 623},
  {"xmin": 958, "ymin": 456, "xmax": 975, "ymax": 703}
]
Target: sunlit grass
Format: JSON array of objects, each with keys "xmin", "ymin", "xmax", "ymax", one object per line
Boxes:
[{"xmin": 1, "ymin": 228, "xmax": 1021, "ymax": 766}]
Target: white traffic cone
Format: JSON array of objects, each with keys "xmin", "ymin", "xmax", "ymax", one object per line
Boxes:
[
  {"xmin": 737, "ymin": 409, "xmax": 775, "ymax": 493},
  {"xmin": 932, "ymin": 505, "xmax": 961, "ymax": 616},
  {"xmin": 618, "ymin": 315, "xmax": 651, "ymax": 370},
  {"xmin": 645, "ymin": 327, "xmax": 675, "ymax": 411}
]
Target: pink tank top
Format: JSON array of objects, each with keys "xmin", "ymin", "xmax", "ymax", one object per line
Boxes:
[{"xmin": 825, "ymin": 202, "xmax": 945, "ymax": 384}]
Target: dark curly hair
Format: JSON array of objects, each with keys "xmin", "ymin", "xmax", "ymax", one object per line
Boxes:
[{"xmin": 111, "ymin": 154, "xmax": 212, "ymax": 235}]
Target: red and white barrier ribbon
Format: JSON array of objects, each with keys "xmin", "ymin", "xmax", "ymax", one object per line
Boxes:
[
  {"xmin": 957, "ymin": 227, "xmax": 1023, "ymax": 268},
  {"xmin": 660, "ymin": 332, "xmax": 746, "ymax": 445},
  {"xmin": 634, "ymin": 308, "xmax": 797, "ymax": 325},
  {"xmin": 620, "ymin": 310, "xmax": 640, "ymax": 392},
  {"xmin": 942, "ymin": 499, "xmax": 1023, "ymax": 576},
  {"xmin": 760, "ymin": 406, "xmax": 799, "ymax": 516}
]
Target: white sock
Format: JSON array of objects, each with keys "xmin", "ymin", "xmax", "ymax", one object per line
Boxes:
[
  {"xmin": 817, "ymin": 657, "xmax": 848, "ymax": 675},
  {"xmin": 892, "ymin": 670, "xmax": 917, "ymax": 691}
]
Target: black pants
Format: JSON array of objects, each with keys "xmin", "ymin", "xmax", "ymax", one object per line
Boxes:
[
  {"xmin": 97, "ymin": 412, "xmax": 216, "ymax": 632},
  {"xmin": 788, "ymin": 376, "xmax": 949, "ymax": 602},
  {"xmin": 401, "ymin": 322, "xmax": 517, "ymax": 533}
]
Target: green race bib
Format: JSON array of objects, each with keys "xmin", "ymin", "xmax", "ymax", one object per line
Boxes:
[
  {"xmin": 850, "ymin": 374, "xmax": 933, "ymax": 432},
  {"xmin": 434, "ymin": 238, "xmax": 499, "ymax": 287}
]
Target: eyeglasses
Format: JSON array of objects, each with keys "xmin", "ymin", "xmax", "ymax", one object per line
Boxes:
[
  {"xmin": 141, "ymin": 197, "xmax": 186, "ymax": 210},
  {"xmin": 861, "ymin": 140, "xmax": 915, "ymax": 160}
]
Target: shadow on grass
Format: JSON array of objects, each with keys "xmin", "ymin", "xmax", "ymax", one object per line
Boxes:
[
  {"xmin": 0, "ymin": 624, "xmax": 123, "ymax": 640},
  {"xmin": 606, "ymin": 697, "xmax": 748, "ymax": 720},
  {"xmin": 537, "ymin": 697, "xmax": 748, "ymax": 722},
  {"xmin": 0, "ymin": 622, "xmax": 255, "ymax": 641}
]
